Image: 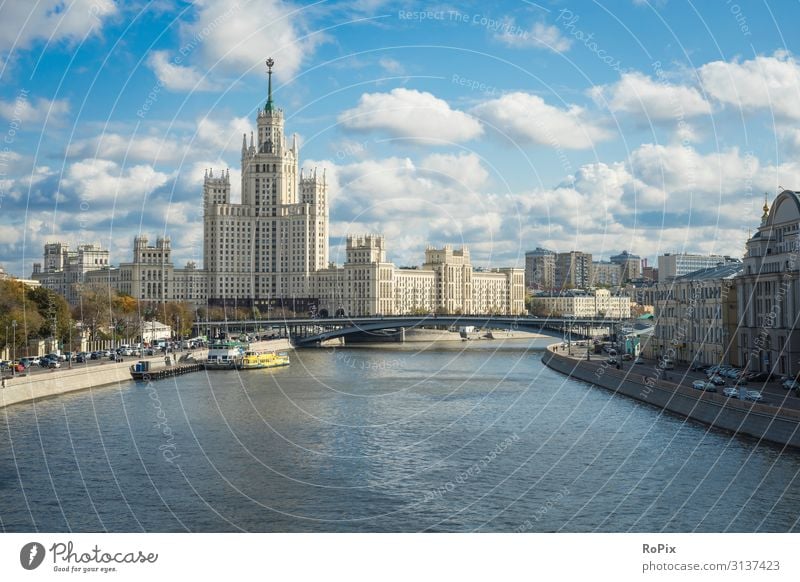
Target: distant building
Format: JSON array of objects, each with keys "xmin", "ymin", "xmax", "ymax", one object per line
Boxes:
[
  {"xmin": 657, "ymin": 252, "xmax": 739, "ymax": 282},
  {"xmin": 141, "ymin": 321, "xmax": 172, "ymax": 343},
  {"xmin": 610, "ymin": 250, "xmax": 641, "ymax": 282},
  {"xmin": 645, "ymin": 262, "xmax": 743, "ymax": 366},
  {"xmin": 31, "ymin": 242, "xmax": 110, "ymax": 303},
  {"xmin": 311, "ymin": 237, "xmax": 525, "ymax": 317},
  {"xmin": 555, "ymin": 251, "xmax": 593, "ymax": 289},
  {"xmin": 532, "ymin": 288, "xmax": 630, "ymax": 318},
  {"xmin": 525, "ymin": 247, "xmax": 556, "ymax": 290},
  {"xmin": 591, "ymin": 261, "xmax": 622, "ymax": 287}
]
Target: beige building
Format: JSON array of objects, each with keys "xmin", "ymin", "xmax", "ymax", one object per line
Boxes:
[
  {"xmin": 525, "ymin": 247, "xmax": 556, "ymax": 290},
  {"xmin": 736, "ymin": 190, "xmax": 800, "ymax": 376},
  {"xmin": 203, "ymin": 60, "xmax": 327, "ymax": 308},
  {"xmin": 610, "ymin": 250, "xmax": 641, "ymax": 282},
  {"xmin": 644, "ymin": 262, "xmax": 742, "ymax": 366},
  {"xmin": 312, "ymin": 237, "xmax": 524, "ymax": 317},
  {"xmin": 555, "ymin": 251, "xmax": 592, "ymax": 289},
  {"xmin": 532, "ymin": 288, "xmax": 630, "ymax": 318},
  {"xmin": 31, "ymin": 242, "xmax": 110, "ymax": 303},
  {"xmin": 591, "ymin": 261, "xmax": 622, "ymax": 287}
]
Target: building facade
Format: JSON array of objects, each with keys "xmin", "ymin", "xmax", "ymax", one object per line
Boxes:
[
  {"xmin": 555, "ymin": 251, "xmax": 592, "ymax": 289},
  {"xmin": 532, "ymin": 288, "xmax": 630, "ymax": 318},
  {"xmin": 657, "ymin": 252, "xmax": 739, "ymax": 282},
  {"xmin": 591, "ymin": 261, "xmax": 622, "ymax": 287},
  {"xmin": 610, "ymin": 250, "xmax": 641, "ymax": 282},
  {"xmin": 644, "ymin": 263, "xmax": 742, "ymax": 366},
  {"xmin": 311, "ymin": 237, "xmax": 525, "ymax": 317},
  {"xmin": 203, "ymin": 61, "xmax": 327, "ymax": 308},
  {"xmin": 525, "ymin": 247, "xmax": 556, "ymax": 290},
  {"xmin": 31, "ymin": 242, "xmax": 110, "ymax": 303},
  {"xmin": 736, "ymin": 190, "xmax": 800, "ymax": 377}
]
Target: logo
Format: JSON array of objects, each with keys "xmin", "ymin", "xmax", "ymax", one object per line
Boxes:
[{"xmin": 20, "ymin": 542, "xmax": 46, "ymax": 570}]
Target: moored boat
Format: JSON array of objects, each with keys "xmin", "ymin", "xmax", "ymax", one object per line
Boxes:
[
  {"xmin": 204, "ymin": 340, "xmax": 247, "ymax": 370},
  {"xmin": 238, "ymin": 350, "xmax": 290, "ymax": 370}
]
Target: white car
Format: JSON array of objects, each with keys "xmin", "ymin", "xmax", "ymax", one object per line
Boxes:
[
  {"xmin": 692, "ymin": 380, "xmax": 707, "ymax": 390},
  {"xmin": 723, "ymin": 387, "xmax": 739, "ymax": 398},
  {"xmin": 744, "ymin": 390, "xmax": 764, "ymax": 402}
]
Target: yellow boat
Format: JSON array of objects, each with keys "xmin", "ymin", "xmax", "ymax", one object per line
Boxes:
[{"xmin": 238, "ymin": 350, "xmax": 290, "ymax": 370}]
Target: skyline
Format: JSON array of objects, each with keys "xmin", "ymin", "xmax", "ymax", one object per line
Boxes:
[{"xmin": 2, "ymin": 1, "xmax": 800, "ymax": 278}]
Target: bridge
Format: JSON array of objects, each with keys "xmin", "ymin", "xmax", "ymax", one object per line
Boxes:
[{"xmin": 195, "ymin": 315, "xmax": 623, "ymax": 347}]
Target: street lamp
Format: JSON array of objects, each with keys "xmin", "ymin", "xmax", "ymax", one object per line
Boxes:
[{"xmin": 11, "ymin": 320, "xmax": 17, "ymax": 375}]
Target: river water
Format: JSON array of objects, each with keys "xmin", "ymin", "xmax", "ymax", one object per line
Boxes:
[{"xmin": 1, "ymin": 339, "xmax": 799, "ymax": 532}]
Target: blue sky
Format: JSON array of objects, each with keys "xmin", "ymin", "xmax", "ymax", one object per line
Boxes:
[{"xmin": 1, "ymin": 0, "xmax": 799, "ymax": 277}]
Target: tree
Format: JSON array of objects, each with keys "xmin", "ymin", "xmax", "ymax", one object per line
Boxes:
[{"xmin": 74, "ymin": 288, "xmax": 113, "ymax": 341}]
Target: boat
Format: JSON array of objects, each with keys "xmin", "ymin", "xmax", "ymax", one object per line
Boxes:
[
  {"xmin": 204, "ymin": 340, "xmax": 247, "ymax": 370},
  {"xmin": 238, "ymin": 350, "xmax": 290, "ymax": 370}
]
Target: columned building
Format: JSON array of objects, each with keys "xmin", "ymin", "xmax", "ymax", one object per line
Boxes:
[
  {"xmin": 736, "ymin": 190, "xmax": 800, "ymax": 376},
  {"xmin": 203, "ymin": 58, "xmax": 328, "ymax": 309}
]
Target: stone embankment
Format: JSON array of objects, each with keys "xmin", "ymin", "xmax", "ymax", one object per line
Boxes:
[{"xmin": 543, "ymin": 345, "xmax": 800, "ymax": 449}]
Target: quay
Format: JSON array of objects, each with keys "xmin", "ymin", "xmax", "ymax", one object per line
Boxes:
[{"xmin": 543, "ymin": 343, "xmax": 800, "ymax": 449}]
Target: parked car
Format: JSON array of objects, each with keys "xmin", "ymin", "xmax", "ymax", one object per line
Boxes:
[
  {"xmin": 90, "ymin": 351, "xmax": 101, "ymax": 360},
  {"xmin": 745, "ymin": 390, "xmax": 764, "ymax": 402},
  {"xmin": 622, "ymin": 353, "xmax": 632, "ymax": 361},
  {"xmin": 723, "ymin": 387, "xmax": 740, "ymax": 398},
  {"xmin": 782, "ymin": 379, "xmax": 800, "ymax": 390},
  {"xmin": 708, "ymin": 375, "xmax": 726, "ymax": 386},
  {"xmin": 45, "ymin": 359, "xmax": 61, "ymax": 368},
  {"xmin": 75, "ymin": 353, "xmax": 87, "ymax": 363},
  {"xmin": 607, "ymin": 357, "xmax": 618, "ymax": 365}
]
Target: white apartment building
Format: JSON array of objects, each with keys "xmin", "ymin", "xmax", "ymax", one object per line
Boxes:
[
  {"xmin": 311, "ymin": 237, "xmax": 525, "ymax": 317},
  {"xmin": 532, "ymin": 288, "xmax": 630, "ymax": 318},
  {"xmin": 31, "ymin": 242, "xmax": 110, "ymax": 303},
  {"xmin": 657, "ymin": 252, "xmax": 739, "ymax": 282},
  {"xmin": 203, "ymin": 60, "xmax": 327, "ymax": 308}
]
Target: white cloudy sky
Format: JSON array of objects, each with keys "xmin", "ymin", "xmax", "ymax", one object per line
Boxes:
[{"xmin": 1, "ymin": 0, "xmax": 799, "ymax": 276}]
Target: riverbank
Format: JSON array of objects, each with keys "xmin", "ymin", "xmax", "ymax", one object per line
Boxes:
[
  {"xmin": 0, "ymin": 338, "xmax": 293, "ymax": 410},
  {"xmin": 542, "ymin": 344, "xmax": 800, "ymax": 449}
]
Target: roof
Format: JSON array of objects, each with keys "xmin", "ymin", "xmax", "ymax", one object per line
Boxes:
[{"xmin": 675, "ymin": 262, "xmax": 744, "ymax": 281}]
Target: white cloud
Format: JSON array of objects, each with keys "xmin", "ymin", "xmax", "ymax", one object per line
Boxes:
[
  {"xmin": 699, "ymin": 50, "xmax": 800, "ymax": 120},
  {"xmin": 180, "ymin": 0, "xmax": 323, "ymax": 82},
  {"xmin": 146, "ymin": 51, "xmax": 217, "ymax": 92},
  {"xmin": 418, "ymin": 152, "xmax": 489, "ymax": 191},
  {"xmin": 0, "ymin": 96, "xmax": 69, "ymax": 124},
  {"xmin": 497, "ymin": 21, "xmax": 572, "ymax": 53},
  {"xmin": 338, "ymin": 88, "xmax": 483, "ymax": 143},
  {"xmin": 0, "ymin": 0, "xmax": 116, "ymax": 52},
  {"xmin": 196, "ymin": 116, "xmax": 253, "ymax": 154},
  {"xmin": 62, "ymin": 159, "xmax": 173, "ymax": 204},
  {"xmin": 471, "ymin": 92, "xmax": 610, "ymax": 149},
  {"xmin": 590, "ymin": 72, "xmax": 712, "ymax": 121},
  {"xmin": 67, "ymin": 133, "xmax": 183, "ymax": 163}
]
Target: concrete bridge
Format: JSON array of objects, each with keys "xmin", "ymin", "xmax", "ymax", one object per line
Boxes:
[{"xmin": 196, "ymin": 315, "xmax": 622, "ymax": 347}]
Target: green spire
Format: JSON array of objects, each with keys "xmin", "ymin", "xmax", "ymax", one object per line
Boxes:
[{"xmin": 265, "ymin": 58, "xmax": 274, "ymax": 111}]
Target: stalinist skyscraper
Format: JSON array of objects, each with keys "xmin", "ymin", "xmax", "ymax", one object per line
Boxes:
[{"xmin": 203, "ymin": 58, "xmax": 329, "ymax": 309}]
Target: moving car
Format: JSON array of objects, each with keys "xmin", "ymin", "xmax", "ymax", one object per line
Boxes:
[
  {"xmin": 744, "ymin": 390, "xmax": 764, "ymax": 402},
  {"xmin": 708, "ymin": 375, "xmax": 726, "ymax": 386},
  {"xmin": 692, "ymin": 380, "xmax": 708, "ymax": 390},
  {"xmin": 723, "ymin": 387, "xmax": 740, "ymax": 398}
]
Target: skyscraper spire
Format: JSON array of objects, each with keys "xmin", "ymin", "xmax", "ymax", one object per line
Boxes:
[{"xmin": 266, "ymin": 57, "xmax": 275, "ymax": 112}]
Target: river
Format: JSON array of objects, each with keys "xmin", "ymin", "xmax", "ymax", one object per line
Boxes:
[{"xmin": 1, "ymin": 339, "xmax": 798, "ymax": 532}]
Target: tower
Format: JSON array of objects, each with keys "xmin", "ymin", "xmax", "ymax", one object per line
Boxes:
[{"xmin": 203, "ymin": 58, "xmax": 329, "ymax": 308}]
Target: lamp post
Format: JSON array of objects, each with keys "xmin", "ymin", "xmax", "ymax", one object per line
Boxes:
[{"xmin": 12, "ymin": 320, "xmax": 17, "ymax": 375}]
